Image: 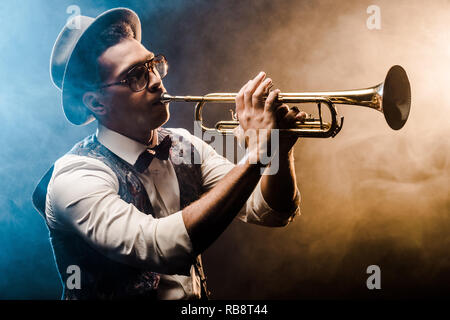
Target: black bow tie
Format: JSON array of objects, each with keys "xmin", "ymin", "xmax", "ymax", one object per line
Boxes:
[{"xmin": 134, "ymin": 135, "xmax": 172, "ymax": 173}]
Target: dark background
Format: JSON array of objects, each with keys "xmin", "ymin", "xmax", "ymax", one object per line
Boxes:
[{"xmin": 0, "ymin": 0, "xmax": 449, "ymax": 299}]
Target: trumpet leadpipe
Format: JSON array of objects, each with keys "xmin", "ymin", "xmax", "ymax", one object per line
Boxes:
[{"xmin": 160, "ymin": 93, "xmax": 337, "ymax": 104}]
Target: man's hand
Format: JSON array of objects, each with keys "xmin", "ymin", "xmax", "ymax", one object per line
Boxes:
[
  {"xmin": 235, "ymin": 72, "xmax": 281, "ymax": 163},
  {"xmin": 275, "ymin": 104, "xmax": 307, "ymax": 154},
  {"xmin": 235, "ymin": 71, "xmax": 307, "ymax": 159}
]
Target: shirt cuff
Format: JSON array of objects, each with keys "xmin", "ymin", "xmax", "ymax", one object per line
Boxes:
[
  {"xmin": 240, "ymin": 182, "xmax": 301, "ymax": 227},
  {"xmin": 154, "ymin": 211, "xmax": 195, "ymax": 275}
]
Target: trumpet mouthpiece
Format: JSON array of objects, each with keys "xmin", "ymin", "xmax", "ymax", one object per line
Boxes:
[{"xmin": 160, "ymin": 93, "xmax": 173, "ymax": 103}]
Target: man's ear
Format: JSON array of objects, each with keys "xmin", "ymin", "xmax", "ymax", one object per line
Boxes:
[{"xmin": 82, "ymin": 92, "xmax": 107, "ymax": 117}]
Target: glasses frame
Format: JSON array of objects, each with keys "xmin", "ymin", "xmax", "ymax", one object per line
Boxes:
[{"xmin": 98, "ymin": 54, "xmax": 168, "ymax": 92}]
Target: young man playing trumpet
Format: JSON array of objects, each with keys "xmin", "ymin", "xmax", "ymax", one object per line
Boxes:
[{"xmin": 33, "ymin": 7, "xmax": 306, "ymax": 299}]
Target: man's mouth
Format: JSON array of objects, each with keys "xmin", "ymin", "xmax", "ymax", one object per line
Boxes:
[
  {"xmin": 152, "ymin": 100, "xmax": 168, "ymax": 106},
  {"xmin": 152, "ymin": 92, "xmax": 167, "ymax": 106}
]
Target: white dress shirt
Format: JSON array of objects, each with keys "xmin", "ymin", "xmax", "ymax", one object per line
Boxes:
[{"xmin": 45, "ymin": 124, "xmax": 300, "ymax": 299}]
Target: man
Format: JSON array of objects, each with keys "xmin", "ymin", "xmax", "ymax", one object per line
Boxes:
[{"xmin": 33, "ymin": 8, "xmax": 305, "ymax": 300}]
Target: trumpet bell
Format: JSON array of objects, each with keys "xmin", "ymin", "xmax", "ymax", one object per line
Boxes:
[{"xmin": 382, "ymin": 65, "xmax": 411, "ymax": 130}]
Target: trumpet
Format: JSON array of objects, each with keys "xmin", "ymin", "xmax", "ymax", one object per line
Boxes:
[{"xmin": 160, "ymin": 65, "xmax": 411, "ymax": 138}]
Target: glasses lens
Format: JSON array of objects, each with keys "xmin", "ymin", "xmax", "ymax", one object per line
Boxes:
[
  {"xmin": 128, "ymin": 65, "xmax": 149, "ymax": 91},
  {"xmin": 153, "ymin": 56, "xmax": 168, "ymax": 79}
]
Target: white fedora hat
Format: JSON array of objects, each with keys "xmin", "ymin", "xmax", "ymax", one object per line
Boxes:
[{"xmin": 50, "ymin": 8, "xmax": 141, "ymax": 125}]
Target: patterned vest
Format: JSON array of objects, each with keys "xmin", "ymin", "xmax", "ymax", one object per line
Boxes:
[{"xmin": 32, "ymin": 128, "xmax": 207, "ymax": 299}]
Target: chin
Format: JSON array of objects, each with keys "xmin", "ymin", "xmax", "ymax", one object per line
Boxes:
[
  {"xmin": 159, "ymin": 112, "xmax": 170, "ymax": 127},
  {"xmin": 148, "ymin": 105, "xmax": 170, "ymax": 129}
]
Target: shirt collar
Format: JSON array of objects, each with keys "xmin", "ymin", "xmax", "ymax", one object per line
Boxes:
[{"xmin": 96, "ymin": 124, "xmax": 158, "ymax": 165}]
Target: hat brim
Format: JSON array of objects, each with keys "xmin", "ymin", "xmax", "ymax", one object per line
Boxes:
[{"xmin": 61, "ymin": 8, "xmax": 141, "ymax": 125}]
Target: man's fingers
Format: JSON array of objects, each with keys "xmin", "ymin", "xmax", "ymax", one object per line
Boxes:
[
  {"xmin": 296, "ymin": 111, "xmax": 307, "ymax": 123},
  {"xmin": 284, "ymin": 109, "xmax": 298, "ymax": 125},
  {"xmin": 244, "ymin": 71, "xmax": 266, "ymax": 110},
  {"xmin": 252, "ymin": 77, "xmax": 272, "ymax": 109},
  {"xmin": 264, "ymin": 89, "xmax": 281, "ymax": 112},
  {"xmin": 275, "ymin": 104, "xmax": 289, "ymax": 121},
  {"xmin": 277, "ymin": 106, "xmax": 307, "ymax": 128},
  {"xmin": 235, "ymin": 80, "xmax": 250, "ymax": 115},
  {"xmin": 289, "ymin": 106, "xmax": 307, "ymax": 123}
]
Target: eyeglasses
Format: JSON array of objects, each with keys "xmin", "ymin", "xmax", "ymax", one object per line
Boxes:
[{"xmin": 98, "ymin": 54, "xmax": 168, "ymax": 92}]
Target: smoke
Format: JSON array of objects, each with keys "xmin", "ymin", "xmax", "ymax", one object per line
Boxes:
[
  {"xmin": 0, "ymin": 0, "xmax": 448, "ymax": 298},
  {"xmin": 185, "ymin": 0, "xmax": 450, "ymax": 298}
]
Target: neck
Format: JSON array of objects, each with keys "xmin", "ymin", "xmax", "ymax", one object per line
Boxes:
[{"xmin": 100, "ymin": 122, "xmax": 157, "ymax": 147}]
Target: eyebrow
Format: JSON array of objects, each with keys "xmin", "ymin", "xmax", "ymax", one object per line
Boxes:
[{"xmin": 116, "ymin": 53, "xmax": 155, "ymax": 79}]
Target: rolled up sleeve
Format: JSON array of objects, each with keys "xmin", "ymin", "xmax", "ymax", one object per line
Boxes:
[
  {"xmin": 184, "ymin": 130, "xmax": 301, "ymax": 227},
  {"xmin": 237, "ymin": 181, "xmax": 301, "ymax": 226},
  {"xmin": 46, "ymin": 155, "xmax": 195, "ymax": 275}
]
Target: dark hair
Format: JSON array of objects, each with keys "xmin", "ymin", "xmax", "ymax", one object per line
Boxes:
[{"xmin": 71, "ymin": 21, "xmax": 136, "ymax": 89}]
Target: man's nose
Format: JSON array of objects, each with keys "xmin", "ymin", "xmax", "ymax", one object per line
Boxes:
[{"xmin": 147, "ymin": 70, "xmax": 162, "ymax": 92}]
